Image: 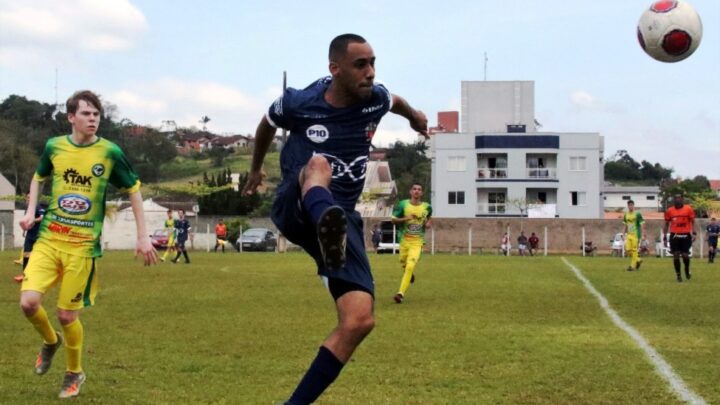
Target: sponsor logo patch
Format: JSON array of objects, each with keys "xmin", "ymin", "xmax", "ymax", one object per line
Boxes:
[
  {"xmin": 58, "ymin": 194, "xmax": 92, "ymax": 215},
  {"xmin": 63, "ymin": 168, "xmax": 92, "ymax": 187},
  {"xmin": 92, "ymin": 164, "xmax": 105, "ymax": 177},
  {"xmin": 306, "ymin": 124, "xmax": 330, "ymax": 143}
]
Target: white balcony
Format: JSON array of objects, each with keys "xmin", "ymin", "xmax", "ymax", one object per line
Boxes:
[
  {"xmin": 477, "ymin": 168, "xmax": 508, "ymax": 179},
  {"xmin": 477, "ymin": 203, "xmax": 506, "ymax": 214},
  {"xmin": 526, "ymin": 167, "xmax": 557, "ymax": 179}
]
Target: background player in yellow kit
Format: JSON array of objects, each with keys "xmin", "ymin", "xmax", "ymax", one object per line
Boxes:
[
  {"xmin": 159, "ymin": 209, "xmax": 177, "ymax": 262},
  {"xmin": 623, "ymin": 199, "xmax": 645, "ymax": 272},
  {"xmin": 392, "ymin": 183, "xmax": 432, "ymax": 303},
  {"xmin": 18, "ymin": 90, "xmax": 157, "ymax": 399}
]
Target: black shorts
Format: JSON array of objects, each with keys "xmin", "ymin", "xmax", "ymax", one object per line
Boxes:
[
  {"xmin": 669, "ymin": 233, "xmax": 692, "ymax": 254},
  {"xmin": 24, "ymin": 235, "xmax": 39, "ymax": 253},
  {"xmin": 709, "ymin": 238, "xmax": 718, "ymax": 249},
  {"xmin": 175, "ymin": 238, "xmax": 187, "ymax": 250},
  {"xmin": 271, "ymin": 178, "xmax": 374, "ymax": 298}
]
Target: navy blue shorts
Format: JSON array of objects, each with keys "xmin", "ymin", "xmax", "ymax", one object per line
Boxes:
[
  {"xmin": 175, "ymin": 238, "xmax": 187, "ymax": 250},
  {"xmin": 24, "ymin": 235, "xmax": 39, "ymax": 253},
  {"xmin": 271, "ymin": 179, "xmax": 374, "ymax": 298},
  {"xmin": 708, "ymin": 238, "xmax": 718, "ymax": 249}
]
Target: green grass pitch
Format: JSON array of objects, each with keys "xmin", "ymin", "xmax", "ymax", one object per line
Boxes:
[{"xmin": 1, "ymin": 251, "xmax": 718, "ymax": 404}]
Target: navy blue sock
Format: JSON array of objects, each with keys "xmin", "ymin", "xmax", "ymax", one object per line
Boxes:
[
  {"xmin": 302, "ymin": 186, "xmax": 334, "ymax": 225},
  {"xmin": 287, "ymin": 346, "xmax": 344, "ymax": 405}
]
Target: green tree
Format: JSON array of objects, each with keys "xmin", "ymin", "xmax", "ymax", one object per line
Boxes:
[{"xmin": 386, "ymin": 141, "xmax": 431, "ymax": 201}]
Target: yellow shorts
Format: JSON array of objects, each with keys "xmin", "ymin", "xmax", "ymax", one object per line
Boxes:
[
  {"xmin": 625, "ymin": 234, "xmax": 639, "ymax": 252},
  {"xmin": 167, "ymin": 232, "xmax": 176, "ymax": 248},
  {"xmin": 21, "ymin": 242, "xmax": 98, "ymax": 310},
  {"xmin": 399, "ymin": 241, "xmax": 423, "ymax": 268}
]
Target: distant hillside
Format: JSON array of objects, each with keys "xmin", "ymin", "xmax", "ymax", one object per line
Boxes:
[{"xmin": 141, "ymin": 151, "xmax": 281, "ymax": 197}]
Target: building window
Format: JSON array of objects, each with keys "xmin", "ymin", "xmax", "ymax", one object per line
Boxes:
[
  {"xmin": 448, "ymin": 191, "xmax": 465, "ymax": 205},
  {"xmin": 447, "ymin": 156, "xmax": 466, "ymax": 172},
  {"xmin": 646, "ymin": 196, "xmax": 655, "ymax": 200},
  {"xmin": 570, "ymin": 191, "xmax": 587, "ymax": 206},
  {"xmin": 488, "ymin": 192, "xmax": 505, "ymax": 213},
  {"xmin": 569, "ymin": 156, "xmax": 587, "ymax": 171},
  {"xmin": 622, "ymin": 195, "xmax": 631, "ymax": 200}
]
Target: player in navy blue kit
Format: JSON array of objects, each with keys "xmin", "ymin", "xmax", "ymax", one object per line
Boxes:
[
  {"xmin": 14, "ymin": 195, "xmax": 47, "ymax": 282},
  {"xmin": 243, "ymin": 34, "xmax": 427, "ymax": 404},
  {"xmin": 706, "ymin": 217, "xmax": 719, "ymax": 264},
  {"xmin": 171, "ymin": 209, "xmax": 192, "ymax": 264}
]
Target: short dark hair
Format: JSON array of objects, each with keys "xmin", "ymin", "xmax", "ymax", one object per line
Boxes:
[
  {"xmin": 66, "ymin": 90, "xmax": 103, "ymax": 115},
  {"xmin": 179, "ymin": 209, "xmax": 185, "ymax": 214},
  {"xmin": 627, "ymin": 200, "xmax": 635, "ymax": 204},
  {"xmin": 411, "ymin": 182, "xmax": 423, "ymax": 189},
  {"xmin": 329, "ymin": 33, "xmax": 366, "ymax": 61},
  {"xmin": 167, "ymin": 209, "xmax": 172, "ymax": 214}
]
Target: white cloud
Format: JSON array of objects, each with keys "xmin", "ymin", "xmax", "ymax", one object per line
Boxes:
[
  {"xmin": 105, "ymin": 79, "xmax": 271, "ymax": 134},
  {"xmin": 570, "ymin": 90, "xmax": 625, "ymax": 114},
  {"xmin": 0, "ymin": 0, "xmax": 147, "ymax": 67}
]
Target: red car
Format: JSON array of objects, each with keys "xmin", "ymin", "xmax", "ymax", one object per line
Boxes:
[{"xmin": 150, "ymin": 229, "xmax": 171, "ymax": 250}]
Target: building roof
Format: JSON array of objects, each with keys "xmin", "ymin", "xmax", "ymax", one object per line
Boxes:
[
  {"xmin": 710, "ymin": 180, "xmax": 720, "ymax": 191},
  {"xmin": 603, "ymin": 186, "xmax": 660, "ymax": 194}
]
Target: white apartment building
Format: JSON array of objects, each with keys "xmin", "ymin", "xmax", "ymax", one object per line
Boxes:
[{"xmin": 431, "ymin": 81, "xmax": 604, "ymax": 218}]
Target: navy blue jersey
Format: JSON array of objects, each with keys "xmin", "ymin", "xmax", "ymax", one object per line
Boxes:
[
  {"xmin": 175, "ymin": 219, "xmax": 191, "ymax": 241},
  {"xmin": 267, "ymin": 77, "xmax": 392, "ymax": 211},
  {"xmin": 707, "ymin": 223, "xmax": 720, "ymax": 240}
]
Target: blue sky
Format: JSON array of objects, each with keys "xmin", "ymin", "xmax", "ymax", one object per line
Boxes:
[{"xmin": 1, "ymin": 0, "xmax": 718, "ymax": 178}]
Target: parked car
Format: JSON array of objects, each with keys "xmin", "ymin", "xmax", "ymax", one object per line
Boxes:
[
  {"xmin": 236, "ymin": 228, "xmax": 277, "ymax": 252},
  {"xmin": 376, "ymin": 220, "xmax": 399, "ymax": 253},
  {"xmin": 150, "ymin": 229, "xmax": 171, "ymax": 250}
]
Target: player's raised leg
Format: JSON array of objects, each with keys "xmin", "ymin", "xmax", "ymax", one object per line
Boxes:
[{"xmin": 300, "ymin": 155, "xmax": 347, "ymax": 270}]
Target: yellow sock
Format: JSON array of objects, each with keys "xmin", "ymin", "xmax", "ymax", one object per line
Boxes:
[
  {"xmin": 62, "ymin": 319, "xmax": 84, "ymax": 373},
  {"xmin": 398, "ymin": 261, "xmax": 417, "ymax": 296},
  {"xmin": 27, "ymin": 306, "xmax": 57, "ymax": 344}
]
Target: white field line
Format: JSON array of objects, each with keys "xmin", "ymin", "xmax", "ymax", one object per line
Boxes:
[{"xmin": 561, "ymin": 257, "xmax": 707, "ymax": 405}]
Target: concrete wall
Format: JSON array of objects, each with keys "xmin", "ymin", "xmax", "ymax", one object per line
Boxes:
[
  {"xmin": 461, "ymin": 81, "xmax": 535, "ymax": 133},
  {"xmin": 363, "ymin": 217, "xmax": 712, "ymax": 256},
  {"xmin": 7, "ymin": 210, "xmax": 712, "ymax": 256},
  {"xmin": 1, "ymin": 211, "xmax": 13, "ymax": 251}
]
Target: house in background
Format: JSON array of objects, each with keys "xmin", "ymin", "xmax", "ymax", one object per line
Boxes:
[
  {"xmin": 356, "ymin": 160, "xmax": 397, "ymax": 218},
  {"xmin": 603, "ymin": 185, "xmax": 661, "ymax": 212}
]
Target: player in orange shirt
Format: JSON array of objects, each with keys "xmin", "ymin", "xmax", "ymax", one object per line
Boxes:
[
  {"xmin": 663, "ymin": 194, "xmax": 696, "ymax": 282},
  {"xmin": 214, "ymin": 218, "xmax": 228, "ymax": 253}
]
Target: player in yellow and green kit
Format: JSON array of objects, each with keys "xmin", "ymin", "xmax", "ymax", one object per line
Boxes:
[
  {"xmin": 392, "ymin": 183, "xmax": 432, "ymax": 304},
  {"xmin": 18, "ymin": 91, "xmax": 158, "ymax": 399},
  {"xmin": 623, "ymin": 199, "xmax": 645, "ymax": 272},
  {"xmin": 159, "ymin": 209, "xmax": 177, "ymax": 262}
]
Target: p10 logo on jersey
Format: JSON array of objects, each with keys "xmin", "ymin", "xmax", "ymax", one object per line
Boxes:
[
  {"xmin": 58, "ymin": 194, "xmax": 92, "ymax": 215},
  {"xmin": 307, "ymin": 124, "xmax": 329, "ymax": 143}
]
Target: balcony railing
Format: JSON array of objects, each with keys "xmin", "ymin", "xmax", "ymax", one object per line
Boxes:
[
  {"xmin": 477, "ymin": 203, "xmax": 506, "ymax": 214},
  {"xmin": 526, "ymin": 167, "xmax": 557, "ymax": 179},
  {"xmin": 477, "ymin": 168, "xmax": 508, "ymax": 179},
  {"xmin": 477, "ymin": 167, "xmax": 557, "ymax": 179}
]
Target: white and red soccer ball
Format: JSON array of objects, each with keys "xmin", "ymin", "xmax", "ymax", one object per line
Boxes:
[{"xmin": 637, "ymin": 0, "xmax": 703, "ymax": 62}]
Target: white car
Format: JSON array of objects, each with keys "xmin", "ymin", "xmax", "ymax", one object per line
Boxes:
[{"xmin": 376, "ymin": 221, "xmax": 399, "ymax": 253}]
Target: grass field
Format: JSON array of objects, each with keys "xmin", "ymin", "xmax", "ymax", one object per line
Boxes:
[{"xmin": 1, "ymin": 251, "xmax": 718, "ymax": 404}]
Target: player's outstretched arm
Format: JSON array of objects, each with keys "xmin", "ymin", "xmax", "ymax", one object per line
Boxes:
[
  {"xmin": 19, "ymin": 179, "xmax": 42, "ymax": 231},
  {"xmin": 129, "ymin": 190, "xmax": 158, "ymax": 266},
  {"xmin": 390, "ymin": 94, "xmax": 428, "ymax": 138},
  {"xmin": 243, "ymin": 116, "xmax": 276, "ymax": 195}
]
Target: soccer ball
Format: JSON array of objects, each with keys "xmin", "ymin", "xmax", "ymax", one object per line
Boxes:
[{"xmin": 637, "ymin": 0, "xmax": 703, "ymax": 62}]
